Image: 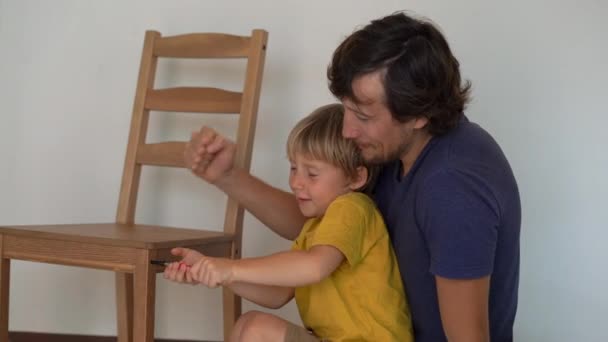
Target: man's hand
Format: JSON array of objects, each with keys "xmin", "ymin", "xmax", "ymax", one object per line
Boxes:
[
  {"xmin": 184, "ymin": 126, "xmax": 237, "ymax": 184},
  {"xmin": 188, "ymin": 255, "xmax": 236, "ymax": 288},
  {"xmin": 162, "ymin": 247, "xmax": 204, "ymax": 284}
]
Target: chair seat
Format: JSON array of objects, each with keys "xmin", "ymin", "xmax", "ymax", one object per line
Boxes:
[{"xmin": 0, "ymin": 223, "xmax": 232, "ymax": 249}]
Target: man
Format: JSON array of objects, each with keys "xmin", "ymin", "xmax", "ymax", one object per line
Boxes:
[{"xmin": 183, "ymin": 12, "xmax": 520, "ymax": 342}]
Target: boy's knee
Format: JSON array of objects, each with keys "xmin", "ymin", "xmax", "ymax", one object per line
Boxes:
[{"xmin": 233, "ymin": 310, "xmax": 268, "ymax": 342}]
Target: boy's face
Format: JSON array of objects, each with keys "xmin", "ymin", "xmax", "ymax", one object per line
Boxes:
[{"xmin": 288, "ymin": 155, "xmax": 354, "ymax": 218}]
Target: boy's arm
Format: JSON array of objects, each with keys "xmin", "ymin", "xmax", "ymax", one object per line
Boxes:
[
  {"xmin": 189, "ymin": 245, "xmax": 345, "ymax": 288},
  {"xmin": 235, "ymin": 246, "xmax": 345, "ymax": 286},
  {"xmin": 228, "ymin": 282, "xmax": 294, "ymax": 309}
]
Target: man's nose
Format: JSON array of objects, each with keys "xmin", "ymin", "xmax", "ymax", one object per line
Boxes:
[{"xmin": 342, "ymin": 111, "xmax": 359, "ymax": 139}]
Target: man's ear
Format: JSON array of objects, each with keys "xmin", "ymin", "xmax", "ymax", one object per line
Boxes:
[
  {"xmin": 413, "ymin": 116, "xmax": 429, "ymax": 129},
  {"xmin": 349, "ymin": 166, "xmax": 369, "ymax": 191}
]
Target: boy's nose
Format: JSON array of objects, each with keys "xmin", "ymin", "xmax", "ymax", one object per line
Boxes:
[{"xmin": 289, "ymin": 176, "xmax": 303, "ymax": 190}]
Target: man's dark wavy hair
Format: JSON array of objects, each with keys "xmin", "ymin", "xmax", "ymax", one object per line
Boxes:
[{"xmin": 328, "ymin": 12, "xmax": 471, "ymax": 135}]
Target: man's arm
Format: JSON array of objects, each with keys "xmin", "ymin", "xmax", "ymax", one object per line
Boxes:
[
  {"xmin": 185, "ymin": 127, "xmax": 306, "ymax": 240},
  {"xmin": 418, "ymin": 169, "xmax": 500, "ymax": 342},
  {"xmin": 216, "ymin": 168, "xmax": 306, "ymax": 240},
  {"xmin": 228, "ymin": 282, "xmax": 294, "ymax": 309},
  {"xmin": 436, "ymin": 276, "xmax": 490, "ymax": 342}
]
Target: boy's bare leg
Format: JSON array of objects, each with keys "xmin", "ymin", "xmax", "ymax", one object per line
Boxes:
[{"xmin": 229, "ymin": 310, "xmax": 289, "ymax": 342}]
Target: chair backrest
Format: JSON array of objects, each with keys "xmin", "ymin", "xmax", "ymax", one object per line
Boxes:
[{"xmin": 115, "ymin": 30, "xmax": 267, "ymax": 258}]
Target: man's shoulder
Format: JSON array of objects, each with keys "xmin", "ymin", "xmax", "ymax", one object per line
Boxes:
[
  {"xmin": 422, "ymin": 119, "xmax": 510, "ymax": 182},
  {"xmin": 374, "ymin": 119, "xmax": 516, "ymax": 209}
]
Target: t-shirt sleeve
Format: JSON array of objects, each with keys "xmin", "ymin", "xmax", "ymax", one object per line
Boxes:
[
  {"xmin": 308, "ymin": 197, "xmax": 369, "ymax": 267},
  {"xmin": 417, "ymin": 169, "xmax": 500, "ymax": 279}
]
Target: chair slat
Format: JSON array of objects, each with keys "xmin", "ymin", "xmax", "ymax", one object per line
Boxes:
[
  {"xmin": 145, "ymin": 87, "xmax": 242, "ymax": 113},
  {"xmin": 153, "ymin": 33, "xmax": 251, "ymax": 58},
  {"xmin": 136, "ymin": 141, "xmax": 187, "ymax": 168}
]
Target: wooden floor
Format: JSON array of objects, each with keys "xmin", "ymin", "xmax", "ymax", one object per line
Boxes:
[{"xmin": 8, "ymin": 332, "xmax": 215, "ymax": 342}]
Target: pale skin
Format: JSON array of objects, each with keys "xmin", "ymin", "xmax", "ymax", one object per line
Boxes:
[
  {"xmin": 177, "ymin": 71, "xmax": 490, "ymax": 342},
  {"xmin": 164, "ymin": 155, "xmax": 368, "ymax": 342}
]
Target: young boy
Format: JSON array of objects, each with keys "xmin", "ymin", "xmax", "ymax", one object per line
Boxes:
[{"xmin": 164, "ymin": 104, "xmax": 413, "ymax": 342}]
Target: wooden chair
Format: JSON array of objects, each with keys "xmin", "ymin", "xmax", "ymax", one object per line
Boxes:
[{"xmin": 0, "ymin": 29, "xmax": 268, "ymax": 342}]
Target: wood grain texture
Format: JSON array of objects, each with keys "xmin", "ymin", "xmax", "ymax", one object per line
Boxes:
[
  {"xmin": 133, "ymin": 249, "xmax": 156, "ymax": 342},
  {"xmin": 116, "ymin": 30, "xmax": 159, "ymax": 225},
  {"xmin": 8, "ymin": 331, "xmax": 209, "ymax": 342},
  {"xmin": 153, "ymin": 33, "xmax": 251, "ymax": 58},
  {"xmin": 116, "ymin": 272, "xmax": 134, "ymax": 342},
  {"xmin": 0, "ymin": 223, "xmax": 231, "ymax": 249},
  {"xmin": 145, "ymin": 87, "xmax": 242, "ymax": 114},
  {"xmin": 0, "ymin": 235, "xmax": 10, "ymax": 342},
  {"xmin": 136, "ymin": 142, "xmax": 188, "ymax": 168}
]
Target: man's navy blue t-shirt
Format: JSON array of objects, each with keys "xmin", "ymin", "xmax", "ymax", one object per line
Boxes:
[{"xmin": 373, "ymin": 117, "xmax": 521, "ymax": 342}]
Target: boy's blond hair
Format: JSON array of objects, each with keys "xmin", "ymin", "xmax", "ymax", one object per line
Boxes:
[{"xmin": 287, "ymin": 104, "xmax": 369, "ymax": 186}]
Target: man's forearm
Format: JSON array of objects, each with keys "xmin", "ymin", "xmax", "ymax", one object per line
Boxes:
[
  {"xmin": 216, "ymin": 167, "xmax": 306, "ymax": 240},
  {"xmin": 436, "ymin": 276, "xmax": 490, "ymax": 342}
]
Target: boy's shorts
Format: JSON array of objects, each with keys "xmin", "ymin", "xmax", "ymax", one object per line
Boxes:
[{"xmin": 284, "ymin": 321, "xmax": 322, "ymax": 342}]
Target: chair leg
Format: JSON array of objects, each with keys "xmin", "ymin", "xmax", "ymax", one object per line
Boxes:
[
  {"xmin": 133, "ymin": 250, "xmax": 156, "ymax": 342},
  {"xmin": 223, "ymin": 287, "xmax": 241, "ymax": 341},
  {"xmin": 0, "ymin": 235, "xmax": 10, "ymax": 342},
  {"xmin": 116, "ymin": 272, "xmax": 134, "ymax": 342}
]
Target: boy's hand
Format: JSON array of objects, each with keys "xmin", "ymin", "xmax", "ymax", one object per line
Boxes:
[
  {"xmin": 189, "ymin": 255, "xmax": 236, "ymax": 288},
  {"xmin": 162, "ymin": 247, "xmax": 204, "ymax": 284}
]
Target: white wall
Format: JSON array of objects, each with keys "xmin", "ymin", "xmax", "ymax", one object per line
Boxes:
[{"xmin": 0, "ymin": 0, "xmax": 606, "ymax": 341}]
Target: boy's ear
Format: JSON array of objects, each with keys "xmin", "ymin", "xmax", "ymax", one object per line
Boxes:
[{"xmin": 348, "ymin": 166, "xmax": 369, "ymax": 191}]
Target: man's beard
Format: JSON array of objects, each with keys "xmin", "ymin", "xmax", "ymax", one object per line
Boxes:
[{"xmin": 361, "ymin": 140, "xmax": 411, "ymax": 166}]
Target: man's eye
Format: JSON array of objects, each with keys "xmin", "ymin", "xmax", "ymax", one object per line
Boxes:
[{"xmin": 356, "ymin": 113, "xmax": 369, "ymax": 122}]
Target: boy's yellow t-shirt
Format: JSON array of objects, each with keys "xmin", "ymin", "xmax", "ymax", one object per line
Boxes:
[{"xmin": 292, "ymin": 192, "xmax": 413, "ymax": 342}]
